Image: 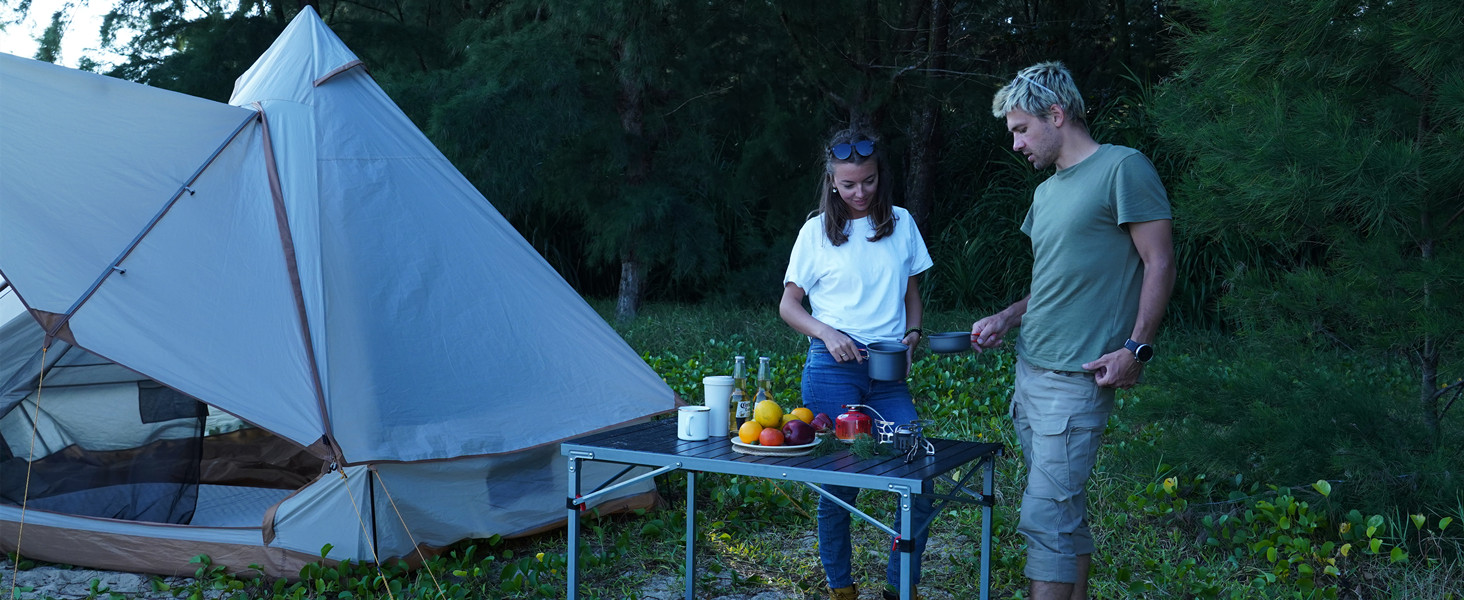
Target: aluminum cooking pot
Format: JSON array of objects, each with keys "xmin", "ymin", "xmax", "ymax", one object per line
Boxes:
[
  {"xmin": 928, "ymin": 331, "xmax": 973, "ymax": 354},
  {"xmin": 864, "ymin": 341, "xmax": 909, "ymax": 381}
]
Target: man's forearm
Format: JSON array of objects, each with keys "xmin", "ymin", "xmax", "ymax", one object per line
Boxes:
[{"xmin": 1129, "ymin": 257, "xmax": 1174, "ymax": 343}]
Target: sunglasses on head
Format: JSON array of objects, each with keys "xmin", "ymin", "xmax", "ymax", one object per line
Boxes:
[{"xmin": 829, "ymin": 140, "xmax": 875, "ymax": 160}]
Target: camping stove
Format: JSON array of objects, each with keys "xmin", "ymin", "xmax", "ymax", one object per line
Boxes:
[
  {"xmin": 891, "ymin": 420, "xmax": 936, "ymax": 463},
  {"xmin": 841, "ymin": 404, "xmax": 936, "ymax": 462}
]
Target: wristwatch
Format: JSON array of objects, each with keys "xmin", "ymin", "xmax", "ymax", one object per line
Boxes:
[{"xmin": 1124, "ymin": 339, "xmax": 1155, "ymax": 363}]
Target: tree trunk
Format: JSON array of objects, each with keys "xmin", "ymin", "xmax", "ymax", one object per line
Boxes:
[
  {"xmin": 615, "ymin": 253, "xmax": 644, "ymax": 324},
  {"xmin": 1420, "ymin": 340, "xmax": 1440, "ymax": 452},
  {"xmin": 1111, "ymin": 0, "xmax": 1130, "ymax": 74},
  {"xmin": 905, "ymin": 105, "xmax": 939, "ymax": 235},
  {"xmin": 1419, "ymin": 238, "xmax": 1441, "ymax": 450},
  {"xmin": 902, "ymin": 0, "xmax": 949, "ymax": 236},
  {"xmin": 614, "ymin": 39, "xmax": 651, "ymax": 323}
]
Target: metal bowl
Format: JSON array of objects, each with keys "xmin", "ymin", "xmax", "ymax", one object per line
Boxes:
[{"xmin": 927, "ymin": 331, "xmax": 972, "ymax": 354}]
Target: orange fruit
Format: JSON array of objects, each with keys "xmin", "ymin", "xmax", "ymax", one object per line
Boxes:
[
  {"xmin": 758, "ymin": 428, "xmax": 785, "ymax": 447},
  {"xmin": 754, "ymin": 400, "xmax": 784, "ymax": 427},
  {"xmin": 791, "ymin": 407, "xmax": 814, "ymax": 424},
  {"xmin": 738, "ymin": 421, "xmax": 763, "ymax": 444}
]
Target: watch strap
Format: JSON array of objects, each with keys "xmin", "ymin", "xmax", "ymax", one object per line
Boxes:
[{"xmin": 1124, "ymin": 339, "xmax": 1154, "ymax": 362}]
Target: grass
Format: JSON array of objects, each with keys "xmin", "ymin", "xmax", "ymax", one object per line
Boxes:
[{"xmin": 13, "ymin": 301, "xmax": 1459, "ymax": 599}]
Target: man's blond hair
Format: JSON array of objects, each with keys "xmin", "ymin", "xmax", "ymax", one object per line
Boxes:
[{"xmin": 991, "ymin": 62, "xmax": 1086, "ymax": 126}]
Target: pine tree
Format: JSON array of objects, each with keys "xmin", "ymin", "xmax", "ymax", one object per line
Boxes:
[{"xmin": 1152, "ymin": 0, "xmax": 1464, "ymax": 448}]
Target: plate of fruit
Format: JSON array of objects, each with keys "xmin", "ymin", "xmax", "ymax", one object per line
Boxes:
[{"xmin": 730, "ymin": 401, "xmax": 831, "ymax": 456}]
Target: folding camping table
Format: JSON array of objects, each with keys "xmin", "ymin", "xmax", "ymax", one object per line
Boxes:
[{"xmin": 561, "ymin": 420, "xmax": 1003, "ymax": 600}]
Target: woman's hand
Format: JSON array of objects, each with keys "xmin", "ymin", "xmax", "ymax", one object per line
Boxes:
[
  {"xmin": 901, "ymin": 330, "xmax": 920, "ymax": 376},
  {"xmin": 821, "ymin": 330, "xmax": 862, "ymax": 363}
]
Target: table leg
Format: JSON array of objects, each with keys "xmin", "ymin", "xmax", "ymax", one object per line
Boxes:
[
  {"xmin": 898, "ymin": 487, "xmax": 913, "ymax": 600},
  {"xmin": 685, "ymin": 470, "xmax": 696, "ymax": 600},
  {"xmin": 981, "ymin": 458, "xmax": 994, "ymax": 600},
  {"xmin": 567, "ymin": 456, "xmax": 583, "ymax": 600}
]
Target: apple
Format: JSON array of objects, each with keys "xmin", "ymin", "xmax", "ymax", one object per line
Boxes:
[{"xmin": 782, "ymin": 420, "xmax": 815, "ymax": 445}]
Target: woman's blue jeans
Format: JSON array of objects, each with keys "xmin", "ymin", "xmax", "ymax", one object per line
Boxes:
[{"xmin": 802, "ymin": 339, "xmax": 934, "ymax": 590}]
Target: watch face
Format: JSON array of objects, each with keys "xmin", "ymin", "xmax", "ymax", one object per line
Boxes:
[{"xmin": 1135, "ymin": 344, "xmax": 1154, "ymax": 362}]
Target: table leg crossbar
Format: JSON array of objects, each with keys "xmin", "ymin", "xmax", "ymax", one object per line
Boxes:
[
  {"xmin": 569, "ymin": 461, "xmax": 680, "ymax": 509},
  {"xmin": 802, "ymin": 482, "xmax": 899, "ymax": 537}
]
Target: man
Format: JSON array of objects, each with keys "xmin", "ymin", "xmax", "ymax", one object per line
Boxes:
[{"xmin": 971, "ymin": 62, "xmax": 1175, "ymax": 600}]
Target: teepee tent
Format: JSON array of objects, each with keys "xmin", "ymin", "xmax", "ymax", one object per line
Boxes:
[{"xmin": 0, "ymin": 7, "xmax": 674, "ymax": 576}]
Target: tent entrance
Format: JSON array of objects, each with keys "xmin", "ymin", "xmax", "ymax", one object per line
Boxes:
[{"xmin": 0, "ymin": 380, "xmax": 321, "ymax": 528}]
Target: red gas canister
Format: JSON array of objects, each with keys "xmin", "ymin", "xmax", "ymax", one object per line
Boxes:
[{"xmin": 835, "ymin": 405, "xmax": 872, "ymax": 441}]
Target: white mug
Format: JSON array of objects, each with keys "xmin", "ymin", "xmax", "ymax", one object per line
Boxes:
[{"xmin": 677, "ymin": 406, "xmax": 710, "ymax": 441}]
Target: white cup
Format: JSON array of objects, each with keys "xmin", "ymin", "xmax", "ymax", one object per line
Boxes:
[
  {"xmin": 677, "ymin": 406, "xmax": 710, "ymax": 441},
  {"xmin": 701, "ymin": 375, "xmax": 734, "ymax": 434}
]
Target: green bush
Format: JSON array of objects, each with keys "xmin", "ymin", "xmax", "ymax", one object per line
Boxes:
[{"xmin": 1123, "ymin": 331, "xmax": 1462, "ymax": 518}]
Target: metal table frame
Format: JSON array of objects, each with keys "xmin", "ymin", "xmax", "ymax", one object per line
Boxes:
[{"xmin": 562, "ymin": 420, "xmax": 1002, "ymax": 600}]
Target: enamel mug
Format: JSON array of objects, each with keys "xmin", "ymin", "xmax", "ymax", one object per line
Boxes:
[{"xmin": 677, "ymin": 406, "xmax": 710, "ymax": 441}]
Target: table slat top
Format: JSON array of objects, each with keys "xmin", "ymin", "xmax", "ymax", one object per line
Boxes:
[{"xmin": 563, "ymin": 420, "xmax": 1001, "ymax": 490}]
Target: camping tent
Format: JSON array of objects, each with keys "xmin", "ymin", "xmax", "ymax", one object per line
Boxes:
[{"xmin": 0, "ymin": 7, "xmax": 675, "ymax": 576}]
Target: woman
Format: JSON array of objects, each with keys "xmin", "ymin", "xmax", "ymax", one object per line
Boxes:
[{"xmin": 779, "ymin": 127, "xmax": 934, "ymax": 600}]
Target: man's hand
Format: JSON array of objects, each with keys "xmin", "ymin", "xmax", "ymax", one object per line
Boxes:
[
  {"xmin": 1082, "ymin": 348, "xmax": 1143, "ymax": 389},
  {"xmin": 970, "ymin": 313, "xmax": 1015, "ymax": 353}
]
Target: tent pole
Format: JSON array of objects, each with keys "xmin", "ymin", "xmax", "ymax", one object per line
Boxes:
[
  {"xmin": 369, "ymin": 467, "xmax": 379, "ymax": 563},
  {"xmin": 43, "ymin": 112, "xmax": 259, "ymax": 342}
]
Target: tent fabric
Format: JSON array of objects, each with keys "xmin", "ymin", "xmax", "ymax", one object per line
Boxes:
[
  {"xmin": 0, "ymin": 5, "xmax": 672, "ymax": 575},
  {"xmin": 0, "ymin": 7, "xmax": 674, "ymax": 464},
  {"xmin": 228, "ymin": 12, "xmax": 676, "ymax": 463}
]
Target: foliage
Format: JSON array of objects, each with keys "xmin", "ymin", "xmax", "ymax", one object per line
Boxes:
[
  {"xmin": 1122, "ymin": 331, "xmax": 1461, "ymax": 515},
  {"xmin": 1123, "ymin": 469, "xmax": 1464, "ymax": 599},
  {"xmin": 0, "ymin": 306, "xmax": 1453, "ymax": 597},
  {"xmin": 1150, "ymin": 0, "xmax": 1464, "ymax": 446},
  {"xmin": 7, "ymin": 0, "xmax": 1199, "ymax": 320}
]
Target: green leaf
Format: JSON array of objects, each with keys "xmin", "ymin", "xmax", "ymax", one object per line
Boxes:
[
  {"xmin": 1410, "ymin": 514, "xmax": 1426, "ymax": 529},
  {"xmin": 1439, "ymin": 517, "xmax": 1453, "ymax": 531},
  {"xmin": 1311, "ymin": 480, "xmax": 1331, "ymax": 497},
  {"xmin": 1390, "ymin": 547, "xmax": 1407, "ymax": 563}
]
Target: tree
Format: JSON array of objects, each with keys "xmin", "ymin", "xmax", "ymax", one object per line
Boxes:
[
  {"xmin": 1151, "ymin": 0, "xmax": 1464, "ymax": 448},
  {"xmin": 414, "ymin": 1, "xmax": 795, "ymax": 321},
  {"xmin": 97, "ymin": 0, "xmax": 484, "ymax": 100}
]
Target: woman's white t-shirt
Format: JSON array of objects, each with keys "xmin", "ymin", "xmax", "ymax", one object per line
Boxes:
[{"xmin": 783, "ymin": 206, "xmax": 933, "ymax": 345}]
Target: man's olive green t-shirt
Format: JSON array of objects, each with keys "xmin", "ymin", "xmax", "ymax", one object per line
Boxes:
[{"xmin": 1015, "ymin": 144, "xmax": 1171, "ymax": 372}]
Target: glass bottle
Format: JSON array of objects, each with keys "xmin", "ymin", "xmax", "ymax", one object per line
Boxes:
[
  {"xmin": 730, "ymin": 356, "xmax": 748, "ymax": 433},
  {"xmin": 754, "ymin": 356, "xmax": 773, "ymax": 406},
  {"xmin": 729, "ymin": 354, "xmax": 749, "ymax": 433}
]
